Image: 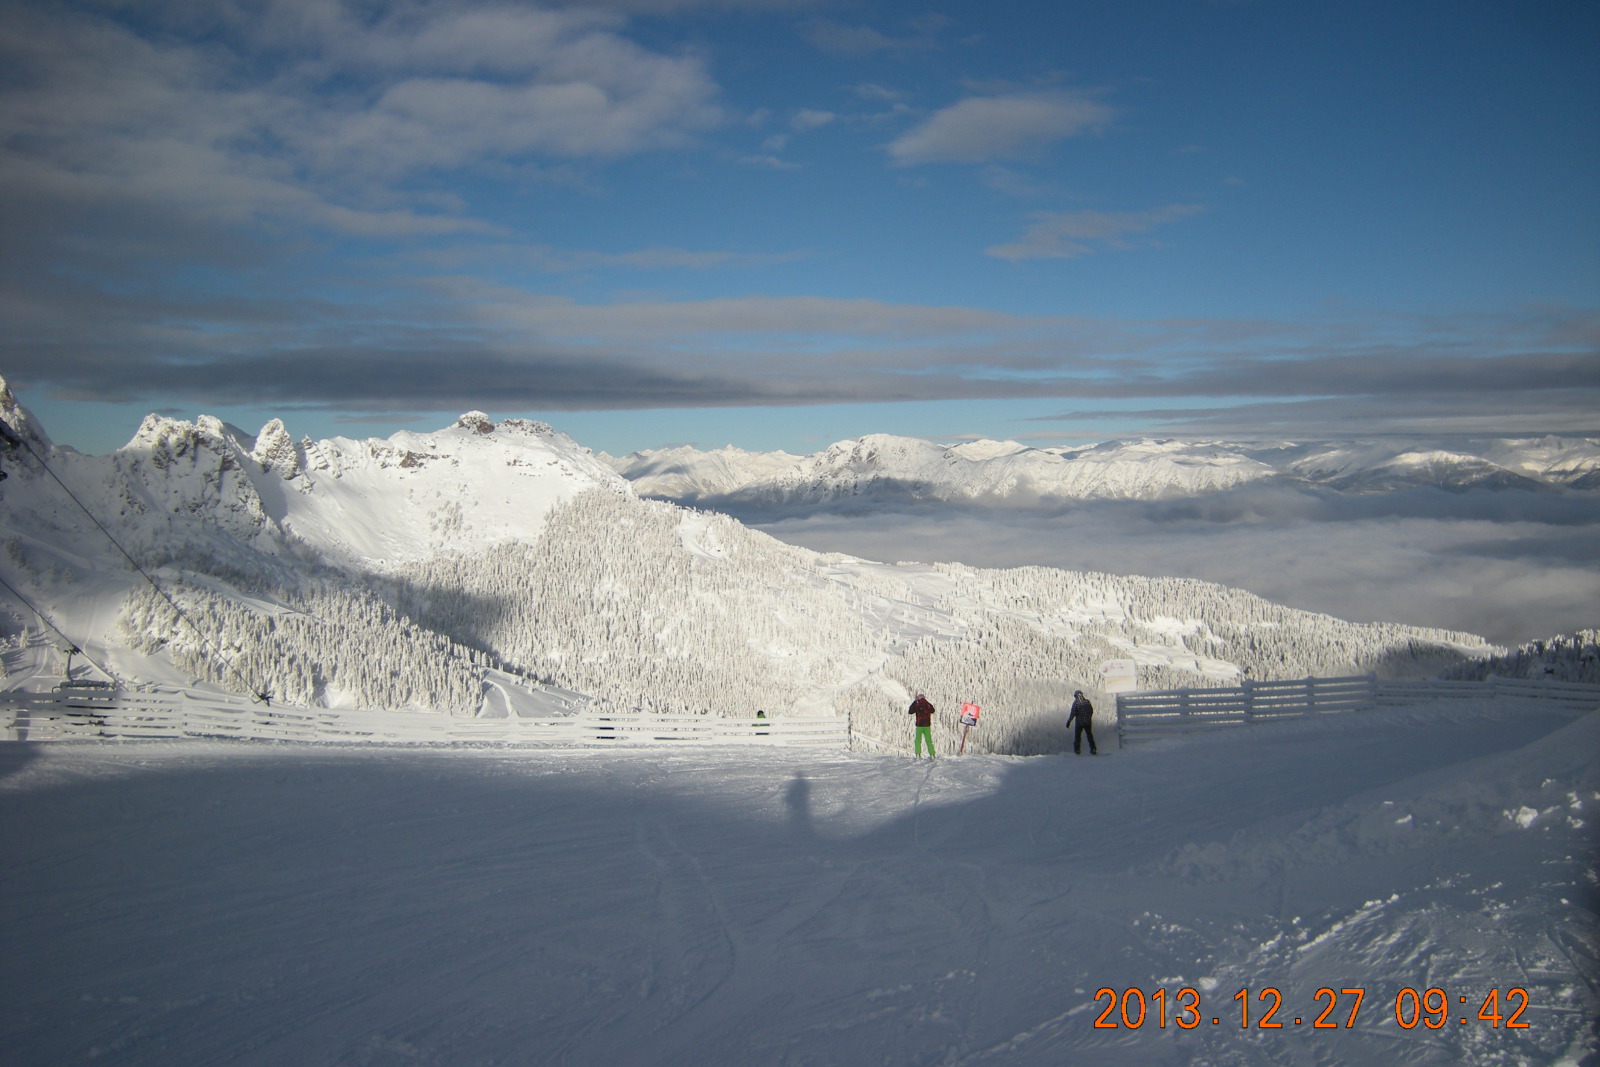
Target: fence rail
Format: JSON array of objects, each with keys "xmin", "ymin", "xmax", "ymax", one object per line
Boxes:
[
  {"xmin": 1116, "ymin": 675, "xmax": 1600, "ymax": 742},
  {"xmin": 0, "ymin": 686, "xmax": 847, "ymax": 748},
  {"xmin": 9, "ymin": 675, "xmax": 1597, "ymax": 750}
]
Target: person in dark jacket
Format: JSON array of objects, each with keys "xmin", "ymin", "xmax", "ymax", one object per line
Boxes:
[
  {"xmin": 1066, "ymin": 690, "xmax": 1098, "ymax": 755},
  {"xmin": 908, "ymin": 693, "xmax": 936, "ymax": 758}
]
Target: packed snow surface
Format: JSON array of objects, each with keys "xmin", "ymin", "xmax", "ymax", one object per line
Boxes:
[{"xmin": 3, "ymin": 698, "xmax": 1595, "ymax": 1066}]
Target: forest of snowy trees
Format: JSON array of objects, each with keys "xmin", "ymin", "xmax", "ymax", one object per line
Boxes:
[
  {"xmin": 1442, "ymin": 629, "xmax": 1600, "ymax": 683},
  {"xmin": 119, "ymin": 581, "xmax": 489, "ymax": 714},
  {"xmin": 833, "ymin": 561, "xmax": 1488, "ymax": 755},
  {"xmin": 379, "ymin": 492, "xmax": 881, "ymax": 717}
]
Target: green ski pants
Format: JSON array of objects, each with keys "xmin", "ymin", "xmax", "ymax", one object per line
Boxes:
[{"xmin": 914, "ymin": 726, "xmax": 935, "ymax": 756}]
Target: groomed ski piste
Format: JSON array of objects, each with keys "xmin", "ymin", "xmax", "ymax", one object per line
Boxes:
[{"xmin": 3, "ymin": 697, "xmax": 1595, "ymax": 1066}]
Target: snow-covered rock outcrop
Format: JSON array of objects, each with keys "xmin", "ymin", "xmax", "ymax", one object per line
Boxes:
[
  {"xmin": 250, "ymin": 418, "xmax": 305, "ymax": 482},
  {"xmin": 0, "ymin": 377, "xmax": 52, "ymax": 453}
]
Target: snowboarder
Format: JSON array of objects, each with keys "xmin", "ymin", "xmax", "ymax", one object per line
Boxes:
[
  {"xmin": 755, "ymin": 709, "xmax": 768, "ymax": 735},
  {"xmin": 1066, "ymin": 690, "xmax": 1098, "ymax": 755},
  {"xmin": 908, "ymin": 693, "xmax": 936, "ymax": 758}
]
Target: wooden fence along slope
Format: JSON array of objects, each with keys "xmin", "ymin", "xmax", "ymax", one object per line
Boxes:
[
  {"xmin": 0, "ymin": 685, "xmax": 845, "ymax": 747},
  {"xmin": 1115, "ymin": 674, "xmax": 1600, "ymax": 743},
  {"xmin": 3, "ymin": 675, "xmax": 1596, "ymax": 749}
]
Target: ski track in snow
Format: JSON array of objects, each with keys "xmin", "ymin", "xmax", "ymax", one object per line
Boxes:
[{"xmin": 1, "ymin": 700, "xmax": 1596, "ymax": 1066}]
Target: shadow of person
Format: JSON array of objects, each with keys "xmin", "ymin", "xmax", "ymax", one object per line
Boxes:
[
  {"xmin": 0, "ymin": 740, "xmax": 40, "ymax": 783},
  {"xmin": 784, "ymin": 770, "xmax": 814, "ymax": 840}
]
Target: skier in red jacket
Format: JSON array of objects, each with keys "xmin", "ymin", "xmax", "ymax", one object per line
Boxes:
[{"xmin": 908, "ymin": 693, "xmax": 936, "ymax": 758}]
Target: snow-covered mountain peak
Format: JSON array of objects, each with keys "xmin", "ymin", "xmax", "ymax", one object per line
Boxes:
[
  {"xmin": 1481, "ymin": 435, "xmax": 1600, "ymax": 485},
  {"xmin": 809, "ymin": 434, "xmax": 935, "ymax": 469},
  {"xmin": 93, "ymin": 413, "xmax": 277, "ymax": 548},
  {"xmin": 456, "ymin": 410, "xmax": 495, "ymax": 434},
  {"xmin": 946, "ymin": 439, "xmax": 1031, "ymax": 462},
  {"xmin": 696, "ymin": 433, "xmax": 1280, "ymax": 506},
  {"xmin": 1079, "ymin": 437, "xmax": 1183, "ymax": 456},
  {"xmin": 449, "ymin": 412, "xmax": 561, "ymax": 441},
  {"xmin": 123, "ymin": 413, "xmax": 249, "ymax": 463},
  {"xmin": 250, "ymin": 418, "xmax": 302, "ymax": 480},
  {"xmin": 614, "ymin": 432, "xmax": 1600, "ymax": 509},
  {"xmin": 1289, "ymin": 442, "xmax": 1548, "ymax": 491},
  {"xmin": 260, "ymin": 415, "xmax": 629, "ymax": 564},
  {"xmin": 853, "ymin": 432, "xmax": 923, "ymax": 449},
  {"xmin": 5, "ymin": 401, "xmax": 629, "ymax": 570},
  {"xmin": 602, "ymin": 442, "xmax": 804, "ymax": 500},
  {"xmin": 0, "ymin": 374, "xmax": 53, "ymax": 452}
]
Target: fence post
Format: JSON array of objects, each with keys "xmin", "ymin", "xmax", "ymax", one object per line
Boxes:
[{"xmin": 1242, "ymin": 678, "xmax": 1254, "ymax": 724}]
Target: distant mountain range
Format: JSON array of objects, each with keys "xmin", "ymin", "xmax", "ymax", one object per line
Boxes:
[{"xmin": 602, "ymin": 434, "xmax": 1600, "ymax": 507}]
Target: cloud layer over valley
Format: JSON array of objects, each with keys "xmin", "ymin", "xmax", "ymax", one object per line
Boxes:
[{"xmin": 746, "ymin": 487, "xmax": 1599, "ymax": 648}]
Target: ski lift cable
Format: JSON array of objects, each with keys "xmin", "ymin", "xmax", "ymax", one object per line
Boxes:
[{"xmin": 0, "ymin": 423, "xmax": 272, "ymax": 704}]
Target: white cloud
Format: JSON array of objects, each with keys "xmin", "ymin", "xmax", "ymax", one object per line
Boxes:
[
  {"xmin": 474, "ymin": 244, "xmax": 809, "ymax": 272},
  {"xmin": 393, "ymin": 7, "xmax": 626, "ymax": 76},
  {"xmin": 851, "ymin": 83, "xmax": 907, "ymax": 102},
  {"xmin": 747, "ymin": 495, "xmax": 1600, "ymax": 646},
  {"xmin": 981, "ymin": 166, "xmax": 1063, "ymax": 200},
  {"xmin": 888, "ymin": 91, "xmax": 1113, "ymax": 165},
  {"xmin": 459, "ymin": 291, "xmax": 1040, "ymax": 345},
  {"xmin": 296, "ymin": 7, "xmax": 725, "ymax": 175},
  {"xmin": 0, "ymin": 0, "xmax": 724, "ymax": 240},
  {"xmin": 791, "ymin": 109, "xmax": 835, "ymax": 131},
  {"xmin": 737, "ymin": 154, "xmax": 800, "ymax": 170},
  {"xmin": 325, "ymin": 70, "xmax": 719, "ymax": 172},
  {"xmin": 801, "ymin": 19, "xmax": 937, "ymax": 57},
  {"xmin": 986, "ymin": 205, "xmax": 1205, "ymax": 261}
]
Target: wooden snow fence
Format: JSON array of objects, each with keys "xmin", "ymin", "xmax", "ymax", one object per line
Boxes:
[
  {"xmin": 1116, "ymin": 674, "xmax": 1600, "ymax": 744},
  {"xmin": 0, "ymin": 686, "xmax": 847, "ymax": 748},
  {"xmin": 1372, "ymin": 676, "xmax": 1600, "ymax": 709}
]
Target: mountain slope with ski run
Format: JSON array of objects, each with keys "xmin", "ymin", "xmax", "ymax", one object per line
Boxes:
[{"xmin": 0, "ymin": 377, "xmax": 1504, "ymax": 748}]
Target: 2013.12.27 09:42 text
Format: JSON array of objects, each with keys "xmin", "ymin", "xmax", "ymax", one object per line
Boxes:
[{"xmin": 1093, "ymin": 986, "xmax": 1530, "ymax": 1030}]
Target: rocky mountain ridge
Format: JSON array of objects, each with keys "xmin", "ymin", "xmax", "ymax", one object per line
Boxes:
[{"xmin": 603, "ymin": 433, "xmax": 1600, "ymax": 507}]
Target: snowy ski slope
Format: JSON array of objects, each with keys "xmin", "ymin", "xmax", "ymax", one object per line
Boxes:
[{"xmin": 2, "ymin": 697, "xmax": 1594, "ymax": 1066}]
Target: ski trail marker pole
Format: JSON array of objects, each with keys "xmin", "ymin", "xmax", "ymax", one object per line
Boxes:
[{"xmin": 958, "ymin": 702, "xmax": 980, "ymax": 754}]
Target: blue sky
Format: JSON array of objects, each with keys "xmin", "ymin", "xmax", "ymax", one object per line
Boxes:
[{"xmin": 2, "ymin": 0, "xmax": 1596, "ymax": 457}]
